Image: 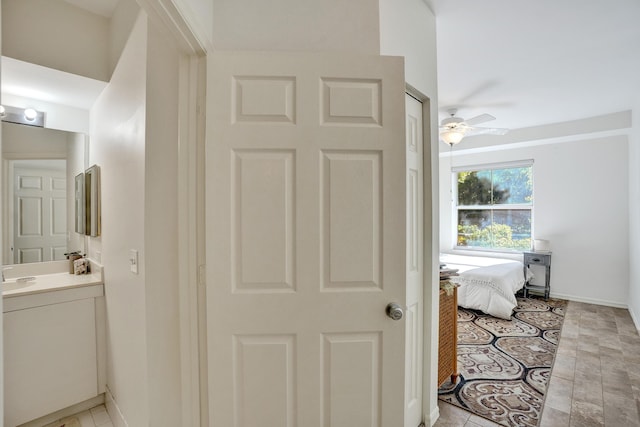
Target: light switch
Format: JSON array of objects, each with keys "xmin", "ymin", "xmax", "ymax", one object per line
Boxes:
[{"xmin": 129, "ymin": 249, "xmax": 138, "ymax": 274}]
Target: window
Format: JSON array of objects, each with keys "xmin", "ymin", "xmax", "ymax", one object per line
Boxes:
[{"xmin": 454, "ymin": 161, "xmax": 533, "ymax": 252}]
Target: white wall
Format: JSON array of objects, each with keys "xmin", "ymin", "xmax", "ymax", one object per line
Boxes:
[
  {"xmin": 144, "ymin": 15, "xmax": 182, "ymax": 426},
  {"xmin": 440, "ymin": 135, "xmax": 630, "ymax": 307},
  {"xmin": 212, "ymin": 0, "xmax": 380, "ymax": 54},
  {"xmin": 89, "ymin": 12, "xmax": 150, "ymax": 427},
  {"xmin": 1, "ymin": 0, "xmax": 109, "ymax": 81},
  {"xmin": 89, "ymin": 8, "xmax": 185, "ymax": 425},
  {"xmin": 379, "ymin": 0, "xmax": 436, "ymax": 99},
  {"xmin": 172, "ymin": 0, "xmax": 213, "ymax": 49},
  {"xmin": 109, "ymin": 0, "xmax": 140, "ymax": 78}
]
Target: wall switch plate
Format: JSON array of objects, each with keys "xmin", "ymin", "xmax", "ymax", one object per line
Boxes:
[{"xmin": 129, "ymin": 250, "xmax": 138, "ymax": 274}]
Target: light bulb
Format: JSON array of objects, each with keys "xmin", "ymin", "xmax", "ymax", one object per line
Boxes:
[
  {"xmin": 441, "ymin": 130, "xmax": 464, "ymax": 145},
  {"xmin": 24, "ymin": 108, "xmax": 38, "ymax": 121}
]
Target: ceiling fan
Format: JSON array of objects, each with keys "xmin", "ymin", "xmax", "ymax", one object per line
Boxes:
[{"xmin": 439, "ymin": 108, "xmax": 509, "ymax": 145}]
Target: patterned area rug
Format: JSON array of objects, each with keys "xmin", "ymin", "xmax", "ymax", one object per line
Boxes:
[{"xmin": 438, "ymin": 297, "xmax": 567, "ymax": 426}]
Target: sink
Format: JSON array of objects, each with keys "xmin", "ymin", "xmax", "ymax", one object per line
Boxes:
[{"xmin": 2, "ymin": 280, "xmax": 35, "ymax": 292}]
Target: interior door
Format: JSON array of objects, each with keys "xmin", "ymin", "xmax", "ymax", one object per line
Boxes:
[
  {"xmin": 12, "ymin": 162, "xmax": 67, "ymax": 263},
  {"xmin": 404, "ymin": 94, "xmax": 424, "ymax": 427},
  {"xmin": 206, "ymin": 52, "xmax": 407, "ymax": 426}
]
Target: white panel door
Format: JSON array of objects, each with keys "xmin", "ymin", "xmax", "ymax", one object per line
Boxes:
[
  {"xmin": 13, "ymin": 164, "xmax": 67, "ymax": 263},
  {"xmin": 206, "ymin": 52, "xmax": 407, "ymax": 427},
  {"xmin": 404, "ymin": 94, "xmax": 424, "ymax": 427}
]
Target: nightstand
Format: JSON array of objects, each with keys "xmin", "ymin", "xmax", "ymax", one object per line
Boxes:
[{"xmin": 523, "ymin": 251, "xmax": 552, "ymax": 299}]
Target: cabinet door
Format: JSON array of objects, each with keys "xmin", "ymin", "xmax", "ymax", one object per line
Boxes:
[{"xmin": 4, "ymin": 298, "xmax": 98, "ymax": 426}]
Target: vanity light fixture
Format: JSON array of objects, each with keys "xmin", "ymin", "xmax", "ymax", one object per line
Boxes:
[
  {"xmin": 24, "ymin": 108, "xmax": 38, "ymax": 121},
  {"xmin": 0, "ymin": 105, "xmax": 45, "ymax": 127}
]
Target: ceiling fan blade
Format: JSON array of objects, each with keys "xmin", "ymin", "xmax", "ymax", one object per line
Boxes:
[
  {"xmin": 465, "ymin": 113, "xmax": 496, "ymax": 126},
  {"xmin": 467, "ymin": 126, "xmax": 509, "ymax": 136}
]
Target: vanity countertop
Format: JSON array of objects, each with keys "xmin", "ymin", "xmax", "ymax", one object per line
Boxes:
[
  {"xmin": 2, "ymin": 260, "xmax": 104, "ymax": 312},
  {"xmin": 2, "ymin": 271, "xmax": 103, "ymax": 298}
]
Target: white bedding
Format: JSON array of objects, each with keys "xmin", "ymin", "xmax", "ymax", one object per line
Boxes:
[{"xmin": 440, "ymin": 253, "xmax": 533, "ymax": 319}]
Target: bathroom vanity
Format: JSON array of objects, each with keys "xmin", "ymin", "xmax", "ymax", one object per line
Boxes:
[{"xmin": 2, "ymin": 260, "xmax": 105, "ymax": 427}]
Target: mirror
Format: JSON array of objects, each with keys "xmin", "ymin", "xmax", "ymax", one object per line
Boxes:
[
  {"xmin": 84, "ymin": 165, "xmax": 101, "ymax": 237},
  {"xmin": 2, "ymin": 123, "xmax": 88, "ymax": 264}
]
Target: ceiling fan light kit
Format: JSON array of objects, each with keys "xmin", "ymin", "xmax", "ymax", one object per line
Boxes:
[
  {"xmin": 441, "ymin": 129, "xmax": 465, "ymax": 145},
  {"xmin": 439, "ymin": 109, "xmax": 509, "ymax": 145}
]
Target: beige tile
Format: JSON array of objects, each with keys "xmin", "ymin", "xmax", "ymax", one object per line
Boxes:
[
  {"xmin": 579, "ymin": 327, "xmax": 600, "ymax": 338},
  {"xmin": 466, "ymin": 414, "xmax": 503, "ymax": 427},
  {"xmin": 570, "ymin": 401, "xmax": 604, "ymax": 427},
  {"xmin": 572, "ymin": 378, "xmax": 603, "ymax": 407},
  {"xmin": 601, "ymin": 369, "xmax": 633, "ymax": 398},
  {"xmin": 539, "ymin": 405, "xmax": 571, "ymax": 427},
  {"xmin": 598, "ymin": 335, "xmax": 622, "ymax": 351},
  {"xmin": 90, "ymin": 405, "xmax": 112, "ymax": 426},
  {"xmin": 623, "ymin": 353, "xmax": 640, "ymax": 365},
  {"xmin": 557, "ymin": 336, "xmax": 578, "ymax": 351},
  {"xmin": 545, "ymin": 375, "xmax": 574, "ymax": 413},
  {"xmin": 561, "ymin": 323, "xmax": 580, "ymax": 339},
  {"xmin": 575, "ymin": 356, "xmax": 601, "ymax": 377},
  {"xmin": 577, "ymin": 337, "xmax": 601, "ymax": 354},
  {"xmin": 434, "ymin": 402, "xmax": 471, "ymax": 426},
  {"xmin": 603, "ymin": 392, "xmax": 640, "ymax": 426},
  {"xmin": 77, "ymin": 410, "xmax": 96, "ymax": 427},
  {"xmin": 600, "ymin": 348, "xmax": 624, "ymax": 364},
  {"xmin": 618, "ymin": 326, "xmax": 640, "ymax": 337},
  {"xmin": 552, "ymin": 354, "xmax": 576, "ymax": 381}
]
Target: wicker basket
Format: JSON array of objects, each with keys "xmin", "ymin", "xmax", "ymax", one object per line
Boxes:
[{"xmin": 438, "ymin": 286, "xmax": 458, "ymax": 386}]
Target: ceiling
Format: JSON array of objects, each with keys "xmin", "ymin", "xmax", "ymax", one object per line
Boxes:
[
  {"xmin": 428, "ymin": 0, "xmax": 640, "ymax": 132},
  {"xmin": 2, "ymin": 56, "xmax": 107, "ymax": 110},
  {"xmin": 4, "ymin": 0, "xmax": 640, "ymax": 133},
  {"xmin": 63, "ymin": 0, "xmax": 118, "ymax": 17}
]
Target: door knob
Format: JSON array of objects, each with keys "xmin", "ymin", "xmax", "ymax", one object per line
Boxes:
[{"xmin": 386, "ymin": 303, "xmax": 404, "ymax": 321}]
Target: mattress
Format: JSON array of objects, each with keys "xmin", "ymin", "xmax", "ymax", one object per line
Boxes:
[{"xmin": 440, "ymin": 253, "xmax": 532, "ymax": 319}]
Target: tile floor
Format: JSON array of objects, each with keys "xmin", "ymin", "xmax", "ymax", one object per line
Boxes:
[
  {"xmin": 45, "ymin": 301, "xmax": 640, "ymax": 427},
  {"xmin": 44, "ymin": 405, "xmax": 113, "ymax": 427},
  {"xmin": 76, "ymin": 406, "xmax": 113, "ymax": 427},
  {"xmin": 434, "ymin": 300, "xmax": 640, "ymax": 427}
]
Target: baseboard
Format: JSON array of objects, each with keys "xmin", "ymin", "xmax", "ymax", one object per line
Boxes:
[
  {"xmin": 105, "ymin": 386, "xmax": 128, "ymax": 427},
  {"xmin": 426, "ymin": 405, "xmax": 440, "ymax": 427},
  {"xmin": 550, "ymin": 292, "xmax": 628, "ymax": 309},
  {"xmin": 628, "ymin": 305, "xmax": 640, "ymax": 331},
  {"xmin": 18, "ymin": 395, "xmax": 105, "ymax": 427}
]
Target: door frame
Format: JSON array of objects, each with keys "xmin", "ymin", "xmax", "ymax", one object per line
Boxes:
[
  {"xmin": 405, "ymin": 85, "xmax": 441, "ymax": 426},
  {"xmin": 136, "ymin": 1, "xmax": 208, "ymax": 425}
]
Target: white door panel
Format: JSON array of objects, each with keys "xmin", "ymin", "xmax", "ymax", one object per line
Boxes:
[
  {"xmin": 13, "ymin": 164, "xmax": 67, "ymax": 263},
  {"xmin": 404, "ymin": 94, "xmax": 424, "ymax": 427},
  {"xmin": 206, "ymin": 52, "xmax": 406, "ymax": 426}
]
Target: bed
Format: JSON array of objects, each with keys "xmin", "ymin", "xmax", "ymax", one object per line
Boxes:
[{"xmin": 440, "ymin": 253, "xmax": 533, "ymax": 319}]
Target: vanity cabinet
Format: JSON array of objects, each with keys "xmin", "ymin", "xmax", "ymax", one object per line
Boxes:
[{"xmin": 4, "ymin": 288, "xmax": 104, "ymax": 426}]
